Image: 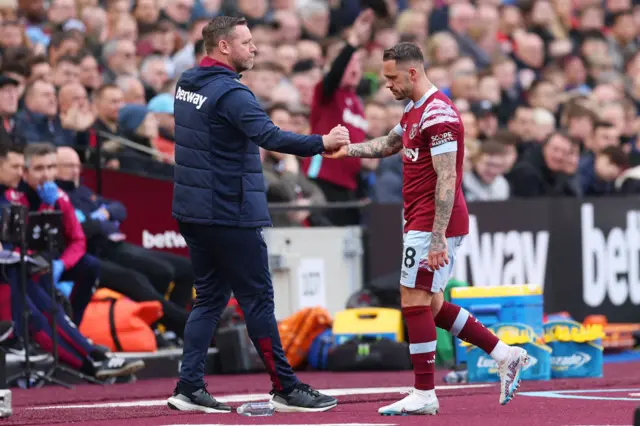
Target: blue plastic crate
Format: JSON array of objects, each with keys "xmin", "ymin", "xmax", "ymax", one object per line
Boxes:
[
  {"xmin": 543, "ymin": 320, "xmax": 604, "ymax": 379},
  {"xmin": 466, "ymin": 322, "xmax": 552, "ymax": 383},
  {"xmin": 450, "ymin": 285, "xmax": 544, "ymax": 365}
]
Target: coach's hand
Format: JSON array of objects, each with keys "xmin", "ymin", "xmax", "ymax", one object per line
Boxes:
[
  {"xmin": 427, "ymin": 233, "xmax": 449, "ymax": 271},
  {"xmin": 322, "ymin": 125, "xmax": 350, "ymax": 153}
]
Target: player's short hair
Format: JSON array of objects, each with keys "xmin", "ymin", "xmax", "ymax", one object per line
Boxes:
[
  {"xmin": 24, "ymin": 143, "xmax": 57, "ymax": 168},
  {"xmin": 202, "ymin": 16, "xmax": 248, "ymax": 54},
  {"xmin": 383, "ymin": 42, "xmax": 424, "ymax": 64}
]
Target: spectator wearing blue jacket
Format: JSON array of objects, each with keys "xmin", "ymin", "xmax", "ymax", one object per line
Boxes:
[
  {"xmin": 13, "ymin": 79, "xmax": 78, "ymax": 147},
  {"xmin": 168, "ymin": 16, "xmax": 349, "ymax": 415}
]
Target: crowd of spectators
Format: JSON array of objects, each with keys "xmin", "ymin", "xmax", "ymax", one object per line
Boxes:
[{"xmin": 0, "ymin": 0, "xmax": 638, "ymax": 229}]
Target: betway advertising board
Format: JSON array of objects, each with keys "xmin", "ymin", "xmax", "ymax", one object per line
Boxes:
[
  {"xmin": 81, "ymin": 169, "xmax": 639, "ymax": 322},
  {"xmin": 366, "ymin": 198, "xmax": 640, "ymax": 323}
]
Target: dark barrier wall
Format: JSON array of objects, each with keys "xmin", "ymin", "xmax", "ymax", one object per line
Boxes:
[
  {"xmin": 366, "ymin": 198, "xmax": 640, "ymax": 323},
  {"xmin": 82, "ymin": 169, "xmax": 640, "ymax": 322},
  {"xmin": 83, "ymin": 169, "xmax": 189, "ymax": 256}
]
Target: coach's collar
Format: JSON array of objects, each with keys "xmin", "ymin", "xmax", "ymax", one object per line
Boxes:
[{"xmin": 200, "ymin": 57, "xmax": 235, "ymax": 72}]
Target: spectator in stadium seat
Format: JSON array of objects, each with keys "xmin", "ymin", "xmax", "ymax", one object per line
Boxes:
[
  {"xmin": 13, "ymin": 79, "xmax": 77, "ymax": 146},
  {"xmin": 46, "ymin": 32, "xmax": 83, "ymax": 67},
  {"xmin": 115, "ymin": 75, "xmax": 147, "ymax": 105},
  {"xmin": 52, "ymin": 54, "xmax": 81, "ymax": 88},
  {"xmin": 493, "ymin": 130, "xmax": 520, "ymax": 174},
  {"xmin": 90, "ymin": 84, "xmax": 125, "ymax": 167},
  {"xmin": 56, "ymin": 147, "xmax": 194, "ymax": 313},
  {"xmin": 26, "ymin": 55, "xmax": 53, "ymax": 84},
  {"xmin": 101, "ymin": 39, "xmax": 138, "ymax": 84},
  {"xmin": 300, "ymin": 9, "xmax": 374, "ymax": 226},
  {"xmin": 139, "ymin": 55, "xmax": 171, "ymax": 102},
  {"xmin": 76, "ymin": 50, "xmax": 104, "ymax": 95},
  {"xmin": 580, "ymin": 121, "xmax": 623, "ymax": 195},
  {"xmin": 463, "ymin": 141, "xmax": 510, "ymax": 202},
  {"xmin": 115, "ymin": 103, "xmax": 174, "ymax": 176},
  {"xmin": 507, "ymin": 131, "xmax": 580, "ymax": 197},
  {"xmin": 532, "ymin": 107, "xmax": 557, "ymax": 143},
  {"xmin": 0, "ymin": 75, "xmax": 20, "ymax": 141},
  {"xmin": 448, "ymin": 3, "xmax": 491, "ymax": 70},
  {"xmin": 471, "ymin": 100, "xmax": 499, "ymax": 141},
  {"xmin": 263, "ymin": 104, "xmax": 328, "ymax": 226}
]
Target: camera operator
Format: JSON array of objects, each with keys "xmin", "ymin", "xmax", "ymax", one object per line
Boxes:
[
  {"xmin": 18, "ymin": 142, "xmax": 98, "ymax": 326},
  {"xmin": 0, "ymin": 140, "xmax": 146, "ymax": 378}
]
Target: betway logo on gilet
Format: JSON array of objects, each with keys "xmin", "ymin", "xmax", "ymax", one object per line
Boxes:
[
  {"xmin": 581, "ymin": 203, "xmax": 640, "ymax": 307},
  {"xmin": 453, "ymin": 215, "xmax": 549, "ymax": 289},
  {"xmin": 175, "ymin": 87, "xmax": 207, "ymax": 110}
]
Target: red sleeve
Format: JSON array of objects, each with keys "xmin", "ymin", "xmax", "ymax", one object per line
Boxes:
[{"xmin": 57, "ymin": 190, "xmax": 86, "ymax": 269}]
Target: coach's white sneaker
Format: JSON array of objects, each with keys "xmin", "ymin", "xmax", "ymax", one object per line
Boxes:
[
  {"xmin": 378, "ymin": 388, "xmax": 439, "ymax": 416},
  {"xmin": 498, "ymin": 346, "xmax": 530, "ymax": 405}
]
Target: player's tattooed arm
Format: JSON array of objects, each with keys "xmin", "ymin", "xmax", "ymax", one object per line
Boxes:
[
  {"xmin": 431, "ymin": 151, "xmax": 457, "ymax": 250},
  {"xmin": 347, "ymin": 129, "xmax": 403, "ymax": 158}
]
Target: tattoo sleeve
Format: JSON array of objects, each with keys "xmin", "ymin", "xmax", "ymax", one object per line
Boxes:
[
  {"xmin": 347, "ymin": 129, "xmax": 403, "ymax": 158},
  {"xmin": 431, "ymin": 151, "xmax": 457, "ymax": 247}
]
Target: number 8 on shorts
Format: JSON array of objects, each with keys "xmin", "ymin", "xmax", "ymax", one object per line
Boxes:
[{"xmin": 399, "ymin": 230, "xmax": 464, "ymax": 293}]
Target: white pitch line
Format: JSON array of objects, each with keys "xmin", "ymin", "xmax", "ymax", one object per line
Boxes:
[
  {"xmin": 31, "ymin": 383, "xmax": 492, "ymax": 410},
  {"xmin": 164, "ymin": 424, "xmax": 397, "ymax": 426}
]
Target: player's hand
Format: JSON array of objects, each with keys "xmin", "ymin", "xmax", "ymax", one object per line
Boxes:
[
  {"xmin": 427, "ymin": 233, "xmax": 449, "ymax": 271},
  {"xmin": 322, "ymin": 125, "xmax": 350, "ymax": 152},
  {"xmin": 322, "ymin": 145, "xmax": 349, "ymax": 159}
]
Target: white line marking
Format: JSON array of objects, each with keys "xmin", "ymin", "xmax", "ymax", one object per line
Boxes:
[
  {"xmin": 31, "ymin": 384, "xmax": 492, "ymax": 410},
  {"xmin": 164, "ymin": 424, "xmax": 396, "ymax": 426}
]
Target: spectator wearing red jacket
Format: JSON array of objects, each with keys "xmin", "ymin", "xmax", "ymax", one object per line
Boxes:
[{"xmin": 19, "ymin": 142, "xmax": 99, "ymax": 325}]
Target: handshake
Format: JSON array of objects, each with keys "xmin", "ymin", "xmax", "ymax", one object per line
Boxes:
[{"xmin": 321, "ymin": 125, "xmax": 350, "ymax": 159}]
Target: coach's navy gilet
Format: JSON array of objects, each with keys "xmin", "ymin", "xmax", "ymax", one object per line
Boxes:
[{"xmin": 172, "ymin": 61, "xmax": 265, "ymax": 226}]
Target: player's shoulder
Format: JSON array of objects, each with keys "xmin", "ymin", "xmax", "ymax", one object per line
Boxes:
[
  {"xmin": 419, "ymin": 90, "xmax": 461, "ymax": 131},
  {"xmin": 424, "ymin": 90, "xmax": 458, "ymax": 113}
]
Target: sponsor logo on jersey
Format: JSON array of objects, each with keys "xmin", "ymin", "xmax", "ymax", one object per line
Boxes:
[
  {"xmin": 431, "ymin": 131, "xmax": 455, "ymax": 147},
  {"xmin": 404, "ymin": 148, "xmax": 420, "ymax": 162}
]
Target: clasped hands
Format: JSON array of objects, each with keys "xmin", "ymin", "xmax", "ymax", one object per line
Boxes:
[{"xmin": 321, "ymin": 125, "xmax": 350, "ymax": 159}]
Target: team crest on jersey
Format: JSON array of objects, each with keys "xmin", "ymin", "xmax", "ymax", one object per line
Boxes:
[{"xmin": 409, "ymin": 123, "xmax": 418, "ymax": 139}]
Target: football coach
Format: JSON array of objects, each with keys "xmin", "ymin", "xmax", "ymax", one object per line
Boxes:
[{"xmin": 167, "ymin": 16, "xmax": 349, "ymax": 414}]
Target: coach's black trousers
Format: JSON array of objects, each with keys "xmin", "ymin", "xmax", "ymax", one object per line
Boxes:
[{"xmin": 177, "ymin": 222, "xmax": 298, "ymax": 392}]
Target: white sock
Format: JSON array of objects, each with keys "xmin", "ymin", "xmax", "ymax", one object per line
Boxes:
[
  {"xmin": 414, "ymin": 388, "xmax": 436, "ymax": 399},
  {"xmin": 489, "ymin": 341, "xmax": 510, "ymax": 363}
]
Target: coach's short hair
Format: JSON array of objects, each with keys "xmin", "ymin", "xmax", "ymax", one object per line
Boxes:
[
  {"xmin": 383, "ymin": 42, "xmax": 425, "ymax": 64},
  {"xmin": 202, "ymin": 16, "xmax": 248, "ymax": 54},
  {"xmin": 24, "ymin": 142, "xmax": 57, "ymax": 167}
]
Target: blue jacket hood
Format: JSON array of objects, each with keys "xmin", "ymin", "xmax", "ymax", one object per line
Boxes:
[{"xmin": 179, "ymin": 65, "xmax": 239, "ymax": 91}]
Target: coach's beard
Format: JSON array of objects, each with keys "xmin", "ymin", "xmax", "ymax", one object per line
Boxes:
[{"xmin": 234, "ymin": 57, "xmax": 255, "ymax": 74}]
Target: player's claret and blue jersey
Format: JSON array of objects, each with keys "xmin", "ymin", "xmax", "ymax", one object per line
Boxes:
[{"xmin": 172, "ymin": 57, "xmax": 325, "ymax": 227}]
